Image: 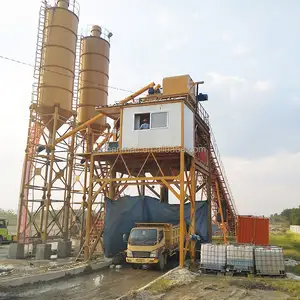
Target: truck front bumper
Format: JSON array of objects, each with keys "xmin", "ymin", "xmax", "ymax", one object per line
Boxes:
[{"xmin": 126, "ymin": 257, "xmax": 159, "ymax": 264}]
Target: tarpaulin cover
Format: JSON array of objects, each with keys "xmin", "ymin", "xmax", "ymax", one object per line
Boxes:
[{"xmin": 103, "ymin": 196, "xmax": 210, "ymax": 258}]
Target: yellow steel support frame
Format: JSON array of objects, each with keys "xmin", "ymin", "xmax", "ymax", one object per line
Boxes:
[
  {"xmin": 16, "ymin": 106, "xmax": 82, "ymax": 247},
  {"xmin": 80, "ymin": 150, "xmax": 208, "ymax": 266},
  {"xmin": 70, "ymin": 127, "xmax": 108, "ymax": 256},
  {"xmin": 76, "ymin": 96, "xmax": 212, "ymax": 266}
]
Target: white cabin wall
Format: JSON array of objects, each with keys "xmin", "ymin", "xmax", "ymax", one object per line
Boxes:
[
  {"xmin": 121, "ymin": 102, "xmax": 181, "ymax": 149},
  {"xmin": 184, "ymin": 104, "xmax": 194, "ymax": 155}
]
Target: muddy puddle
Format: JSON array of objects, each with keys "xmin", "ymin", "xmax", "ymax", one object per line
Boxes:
[{"xmin": 0, "ymin": 266, "xmax": 163, "ymax": 300}]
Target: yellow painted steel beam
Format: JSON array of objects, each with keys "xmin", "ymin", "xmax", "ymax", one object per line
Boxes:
[
  {"xmin": 190, "ymin": 159, "xmax": 196, "ymax": 262},
  {"xmin": 216, "ymin": 181, "xmax": 227, "ymax": 244},
  {"xmin": 161, "ymin": 178, "xmax": 180, "ymax": 199},
  {"xmin": 55, "ymin": 82, "xmax": 155, "ymax": 145},
  {"xmin": 97, "ymin": 176, "xmax": 178, "ymax": 182},
  {"xmin": 179, "ymin": 151, "xmax": 185, "ymax": 268}
]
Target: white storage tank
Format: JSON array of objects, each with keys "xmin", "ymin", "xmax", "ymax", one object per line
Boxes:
[
  {"xmin": 200, "ymin": 243, "xmax": 226, "ymax": 271},
  {"xmin": 226, "ymin": 244, "xmax": 254, "ymax": 273},
  {"xmin": 254, "ymin": 246, "xmax": 285, "ymax": 276}
]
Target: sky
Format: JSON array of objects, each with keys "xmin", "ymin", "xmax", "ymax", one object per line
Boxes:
[{"xmin": 0, "ymin": 0, "xmax": 299, "ymax": 216}]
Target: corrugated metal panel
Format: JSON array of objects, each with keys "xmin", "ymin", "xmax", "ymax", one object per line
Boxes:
[
  {"xmin": 236, "ymin": 215, "xmax": 269, "ymax": 245},
  {"xmin": 290, "ymin": 225, "xmax": 300, "ymax": 234}
]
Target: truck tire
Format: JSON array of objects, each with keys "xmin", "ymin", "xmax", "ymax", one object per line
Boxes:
[
  {"xmin": 132, "ymin": 264, "xmax": 140, "ymax": 269},
  {"xmin": 0, "ymin": 236, "xmax": 3, "ymax": 246},
  {"xmin": 157, "ymin": 254, "xmax": 165, "ymax": 271}
]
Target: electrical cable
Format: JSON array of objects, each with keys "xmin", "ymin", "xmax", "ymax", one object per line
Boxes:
[{"xmin": 0, "ymin": 54, "xmax": 134, "ymax": 94}]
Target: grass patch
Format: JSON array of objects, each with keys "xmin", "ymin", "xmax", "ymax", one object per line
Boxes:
[
  {"xmin": 212, "ymin": 235, "xmax": 235, "ymax": 243},
  {"xmin": 270, "ymin": 231, "xmax": 300, "ymax": 261},
  {"xmin": 229, "ymin": 277, "xmax": 300, "ymax": 298},
  {"xmin": 146, "ymin": 278, "xmax": 174, "ymax": 294}
]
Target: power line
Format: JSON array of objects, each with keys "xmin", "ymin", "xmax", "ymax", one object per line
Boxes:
[{"xmin": 0, "ymin": 54, "xmax": 134, "ymax": 94}]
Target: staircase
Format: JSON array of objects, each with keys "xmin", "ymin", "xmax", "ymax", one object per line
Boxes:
[
  {"xmin": 210, "ymin": 128, "xmax": 237, "ymax": 233},
  {"xmin": 75, "ymin": 206, "xmax": 105, "ymax": 261}
]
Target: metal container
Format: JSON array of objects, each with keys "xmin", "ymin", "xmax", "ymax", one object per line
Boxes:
[
  {"xmin": 162, "ymin": 74, "xmax": 196, "ymax": 101},
  {"xmin": 200, "ymin": 243, "xmax": 226, "ymax": 271},
  {"xmin": 254, "ymin": 246, "xmax": 285, "ymax": 276},
  {"xmin": 236, "ymin": 215, "xmax": 269, "ymax": 245},
  {"xmin": 77, "ymin": 25, "xmax": 111, "ymax": 138},
  {"xmin": 226, "ymin": 244, "xmax": 254, "ymax": 273},
  {"xmin": 38, "ymin": 0, "xmax": 79, "ymax": 129}
]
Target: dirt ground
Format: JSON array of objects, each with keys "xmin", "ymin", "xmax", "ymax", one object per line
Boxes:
[
  {"xmin": 121, "ymin": 269, "xmax": 300, "ymax": 300},
  {"xmin": 159, "ymin": 277, "xmax": 290, "ymax": 300}
]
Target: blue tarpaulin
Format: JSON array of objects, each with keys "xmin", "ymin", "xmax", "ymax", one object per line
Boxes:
[{"xmin": 103, "ymin": 196, "xmax": 210, "ymax": 258}]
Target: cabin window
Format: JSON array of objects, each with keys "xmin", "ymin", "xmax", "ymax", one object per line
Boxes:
[
  {"xmin": 134, "ymin": 113, "xmax": 150, "ymax": 130},
  {"xmin": 151, "ymin": 112, "xmax": 168, "ymax": 129},
  {"xmin": 134, "ymin": 112, "xmax": 168, "ymax": 130}
]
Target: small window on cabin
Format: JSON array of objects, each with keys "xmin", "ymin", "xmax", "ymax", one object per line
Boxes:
[
  {"xmin": 134, "ymin": 113, "xmax": 150, "ymax": 130},
  {"xmin": 151, "ymin": 112, "xmax": 168, "ymax": 129}
]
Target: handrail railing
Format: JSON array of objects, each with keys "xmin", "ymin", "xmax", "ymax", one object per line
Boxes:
[{"xmin": 210, "ymin": 125, "xmax": 238, "ymax": 215}]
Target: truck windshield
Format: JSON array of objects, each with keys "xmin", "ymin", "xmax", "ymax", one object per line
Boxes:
[{"xmin": 129, "ymin": 229, "xmax": 157, "ymax": 246}]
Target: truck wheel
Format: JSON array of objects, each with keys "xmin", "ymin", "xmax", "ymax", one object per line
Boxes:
[
  {"xmin": 157, "ymin": 254, "xmax": 165, "ymax": 271},
  {"xmin": 0, "ymin": 236, "xmax": 3, "ymax": 246},
  {"xmin": 132, "ymin": 264, "xmax": 140, "ymax": 269}
]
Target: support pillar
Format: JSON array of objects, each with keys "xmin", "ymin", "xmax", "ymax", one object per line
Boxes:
[
  {"xmin": 42, "ymin": 106, "xmax": 59, "ymax": 243},
  {"xmin": 84, "ymin": 154, "xmax": 95, "ymax": 261},
  {"xmin": 179, "ymin": 150, "xmax": 185, "ymax": 268},
  {"xmin": 8, "ymin": 243, "xmax": 25, "ymax": 259},
  {"xmin": 36, "ymin": 244, "xmax": 52, "ymax": 260},
  {"xmin": 57, "ymin": 240, "xmax": 72, "ymax": 258},
  {"xmin": 190, "ymin": 158, "xmax": 196, "ymax": 263},
  {"xmin": 207, "ymin": 141, "xmax": 212, "ymax": 242}
]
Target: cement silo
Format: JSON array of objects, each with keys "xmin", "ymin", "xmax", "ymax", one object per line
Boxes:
[
  {"xmin": 77, "ymin": 25, "xmax": 111, "ymax": 139},
  {"xmin": 38, "ymin": 0, "xmax": 79, "ymax": 130}
]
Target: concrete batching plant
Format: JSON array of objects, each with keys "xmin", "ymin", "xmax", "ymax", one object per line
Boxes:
[{"xmin": 12, "ymin": 0, "xmax": 237, "ymax": 268}]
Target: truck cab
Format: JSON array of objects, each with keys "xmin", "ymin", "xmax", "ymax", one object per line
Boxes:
[
  {"xmin": 124, "ymin": 223, "xmax": 179, "ymax": 270},
  {"xmin": 0, "ymin": 219, "xmax": 13, "ymax": 245}
]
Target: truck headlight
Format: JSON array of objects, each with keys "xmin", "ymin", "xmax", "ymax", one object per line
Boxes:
[
  {"xmin": 127, "ymin": 250, "xmax": 133, "ymax": 257},
  {"xmin": 150, "ymin": 250, "xmax": 158, "ymax": 258}
]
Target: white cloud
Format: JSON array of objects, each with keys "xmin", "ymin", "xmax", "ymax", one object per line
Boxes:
[
  {"xmin": 223, "ymin": 151, "xmax": 300, "ymax": 216},
  {"xmin": 232, "ymin": 44, "xmax": 251, "ymax": 56},
  {"xmin": 253, "ymin": 80, "xmax": 274, "ymax": 91},
  {"xmin": 155, "ymin": 11, "xmax": 172, "ymax": 28},
  {"xmin": 291, "ymin": 95, "xmax": 300, "ymax": 105},
  {"xmin": 207, "ymin": 72, "xmax": 247, "ymax": 84},
  {"xmin": 221, "ymin": 33, "xmax": 233, "ymax": 42}
]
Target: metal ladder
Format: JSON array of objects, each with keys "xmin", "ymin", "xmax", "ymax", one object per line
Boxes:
[
  {"xmin": 75, "ymin": 204, "xmax": 105, "ymax": 261},
  {"xmin": 20, "ymin": 122, "xmax": 43, "ymax": 243},
  {"xmin": 33, "ymin": 0, "xmax": 48, "ymax": 81},
  {"xmin": 72, "ymin": 35, "xmax": 82, "ymax": 112}
]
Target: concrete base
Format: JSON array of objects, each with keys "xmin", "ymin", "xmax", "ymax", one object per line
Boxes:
[
  {"xmin": 36, "ymin": 244, "xmax": 52, "ymax": 260},
  {"xmin": 8, "ymin": 243, "xmax": 25, "ymax": 259},
  {"xmin": 0, "ymin": 259, "xmax": 113, "ymax": 287},
  {"xmin": 57, "ymin": 240, "xmax": 72, "ymax": 258}
]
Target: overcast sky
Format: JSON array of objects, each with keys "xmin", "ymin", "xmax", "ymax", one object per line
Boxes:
[{"xmin": 0, "ymin": 0, "xmax": 299, "ymax": 216}]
